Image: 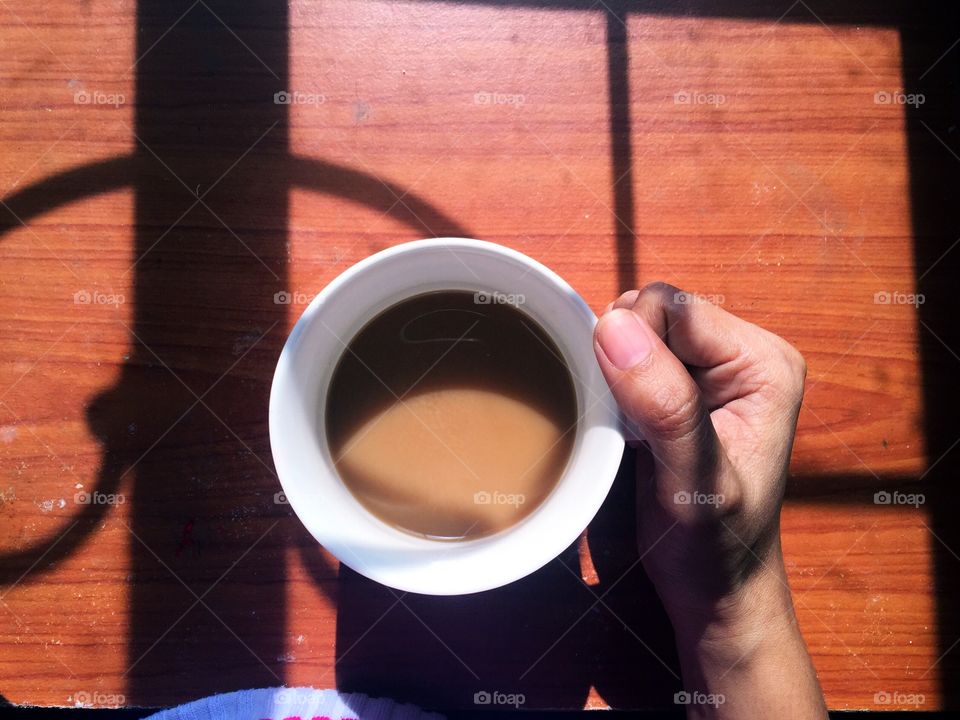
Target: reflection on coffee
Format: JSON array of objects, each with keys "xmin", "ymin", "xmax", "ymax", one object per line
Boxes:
[{"xmin": 325, "ymin": 290, "xmax": 577, "ymax": 540}]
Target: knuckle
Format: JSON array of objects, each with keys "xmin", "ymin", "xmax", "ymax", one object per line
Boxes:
[
  {"xmin": 760, "ymin": 336, "xmax": 806, "ymax": 406},
  {"xmin": 779, "ymin": 343, "xmax": 807, "ymax": 400},
  {"xmin": 638, "ymin": 281, "xmax": 682, "ymax": 306},
  {"xmin": 648, "ymin": 384, "xmax": 705, "ymax": 441}
]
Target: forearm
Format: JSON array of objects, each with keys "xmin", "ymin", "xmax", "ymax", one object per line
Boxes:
[{"xmin": 669, "ymin": 559, "xmax": 828, "ymax": 719}]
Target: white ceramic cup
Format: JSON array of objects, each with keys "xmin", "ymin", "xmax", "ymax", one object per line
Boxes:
[{"xmin": 269, "ymin": 238, "xmax": 624, "ymax": 595}]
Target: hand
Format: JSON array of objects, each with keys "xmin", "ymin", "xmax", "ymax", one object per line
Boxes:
[{"xmin": 593, "ymin": 283, "xmax": 826, "ymax": 719}]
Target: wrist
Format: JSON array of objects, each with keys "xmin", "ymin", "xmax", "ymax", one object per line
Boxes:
[
  {"xmin": 667, "ymin": 553, "xmax": 799, "ymax": 659},
  {"xmin": 664, "ymin": 563, "xmax": 827, "ymax": 719}
]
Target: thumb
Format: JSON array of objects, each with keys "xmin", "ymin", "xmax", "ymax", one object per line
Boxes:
[{"xmin": 594, "ymin": 308, "xmax": 722, "ymax": 488}]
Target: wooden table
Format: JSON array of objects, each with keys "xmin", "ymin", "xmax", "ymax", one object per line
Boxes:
[{"xmin": 1, "ymin": 0, "xmax": 958, "ymax": 711}]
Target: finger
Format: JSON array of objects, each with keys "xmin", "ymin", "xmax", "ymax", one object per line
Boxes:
[
  {"xmin": 594, "ymin": 308, "xmax": 726, "ymax": 491},
  {"xmin": 624, "ymin": 283, "xmax": 805, "ymax": 412},
  {"xmin": 604, "ymin": 289, "xmax": 640, "ymax": 315}
]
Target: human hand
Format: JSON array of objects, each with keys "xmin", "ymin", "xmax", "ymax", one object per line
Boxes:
[{"xmin": 593, "ymin": 283, "xmax": 826, "ymax": 718}]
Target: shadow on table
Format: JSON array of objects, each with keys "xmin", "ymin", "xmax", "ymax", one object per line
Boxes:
[
  {"xmin": 332, "ymin": 447, "xmax": 680, "ymax": 711},
  {"xmin": 331, "ymin": 0, "xmax": 960, "ymax": 711},
  {"xmin": 0, "ymin": 0, "xmax": 466, "ymax": 705},
  {"xmin": 0, "ymin": 0, "xmax": 957, "ymax": 711},
  {"xmin": 901, "ymin": 2, "xmax": 960, "ymax": 708}
]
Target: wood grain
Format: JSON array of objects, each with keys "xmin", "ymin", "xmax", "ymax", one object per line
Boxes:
[{"xmin": 1, "ymin": 0, "xmax": 957, "ymax": 711}]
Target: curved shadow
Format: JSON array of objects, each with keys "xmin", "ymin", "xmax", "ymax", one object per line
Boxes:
[
  {"xmin": 0, "ymin": 153, "xmax": 468, "ymax": 242},
  {"xmin": 0, "ymin": 152, "xmax": 469, "ymax": 585},
  {"xmin": 0, "ymin": 156, "xmax": 136, "ymax": 585},
  {"xmin": 0, "ymin": 156, "xmax": 132, "ymax": 226},
  {"xmin": 287, "ymin": 155, "xmax": 470, "ymax": 239}
]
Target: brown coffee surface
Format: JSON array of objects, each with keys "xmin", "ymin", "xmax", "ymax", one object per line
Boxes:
[{"xmin": 325, "ymin": 290, "xmax": 578, "ymax": 540}]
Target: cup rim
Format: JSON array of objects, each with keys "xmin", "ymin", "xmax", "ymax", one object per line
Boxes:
[{"xmin": 269, "ymin": 238, "xmax": 625, "ymax": 594}]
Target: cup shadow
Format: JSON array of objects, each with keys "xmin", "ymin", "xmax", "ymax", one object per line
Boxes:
[{"xmin": 330, "ymin": 446, "xmax": 681, "ymax": 710}]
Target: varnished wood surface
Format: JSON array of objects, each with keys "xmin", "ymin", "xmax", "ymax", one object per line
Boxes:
[{"xmin": 1, "ymin": 0, "xmax": 959, "ymax": 711}]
